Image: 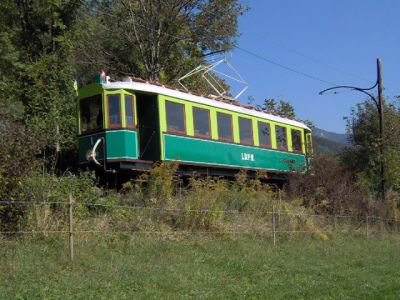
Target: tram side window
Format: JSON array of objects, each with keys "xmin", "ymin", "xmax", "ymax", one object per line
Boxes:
[
  {"xmin": 125, "ymin": 95, "xmax": 135, "ymax": 128},
  {"xmin": 166, "ymin": 100, "xmax": 186, "ymax": 133},
  {"xmin": 306, "ymin": 133, "xmax": 313, "ymax": 155},
  {"xmin": 217, "ymin": 112, "xmax": 233, "ymax": 141},
  {"xmin": 80, "ymin": 95, "xmax": 103, "ymax": 133},
  {"xmin": 239, "ymin": 117, "xmax": 253, "ymax": 145},
  {"xmin": 193, "ymin": 107, "xmax": 210, "ymax": 137},
  {"xmin": 107, "ymin": 94, "xmax": 121, "ymax": 127},
  {"xmin": 275, "ymin": 125, "xmax": 287, "ymax": 150},
  {"xmin": 258, "ymin": 121, "xmax": 271, "ymax": 147},
  {"xmin": 291, "ymin": 129, "xmax": 302, "ymax": 152}
]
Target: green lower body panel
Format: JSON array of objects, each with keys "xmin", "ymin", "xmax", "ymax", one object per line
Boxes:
[
  {"xmin": 163, "ymin": 134, "xmax": 306, "ymax": 172},
  {"xmin": 78, "ymin": 130, "xmax": 138, "ymax": 164}
]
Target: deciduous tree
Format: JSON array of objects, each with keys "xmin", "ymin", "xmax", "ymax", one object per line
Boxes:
[
  {"xmin": 341, "ymin": 99, "xmax": 400, "ymax": 194},
  {"xmin": 75, "ymin": 0, "xmax": 247, "ymax": 87}
]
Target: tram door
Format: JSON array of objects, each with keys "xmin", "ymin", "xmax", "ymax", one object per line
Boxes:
[{"xmin": 136, "ymin": 93, "xmax": 161, "ymax": 161}]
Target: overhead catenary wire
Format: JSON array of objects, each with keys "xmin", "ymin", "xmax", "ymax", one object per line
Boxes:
[
  {"xmin": 248, "ymin": 33, "xmax": 372, "ymax": 84},
  {"xmin": 195, "ymin": 8, "xmax": 399, "ymax": 96},
  {"xmin": 168, "ymin": 4, "xmax": 372, "ymax": 84},
  {"xmin": 235, "ymin": 46, "xmax": 339, "ymax": 86},
  {"xmin": 81, "ymin": 4, "xmax": 399, "ymax": 98},
  {"xmin": 81, "ymin": 4, "xmax": 340, "ymax": 87}
]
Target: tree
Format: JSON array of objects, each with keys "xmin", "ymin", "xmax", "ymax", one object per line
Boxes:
[
  {"xmin": 0, "ymin": 0, "xmax": 82, "ymax": 170},
  {"xmin": 74, "ymin": 0, "xmax": 247, "ymax": 88},
  {"xmin": 262, "ymin": 98, "xmax": 296, "ymax": 119},
  {"xmin": 262, "ymin": 98, "xmax": 278, "ymax": 113},
  {"xmin": 260, "ymin": 98, "xmax": 315, "ymax": 129},
  {"xmin": 341, "ymin": 98, "xmax": 400, "ymax": 194}
]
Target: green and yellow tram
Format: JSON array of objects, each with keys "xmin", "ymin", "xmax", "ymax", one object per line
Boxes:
[{"xmin": 77, "ymin": 76, "xmax": 312, "ymax": 180}]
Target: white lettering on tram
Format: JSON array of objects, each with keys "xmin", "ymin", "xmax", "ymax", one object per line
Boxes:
[{"xmin": 241, "ymin": 153, "xmax": 255, "ymax": 161}]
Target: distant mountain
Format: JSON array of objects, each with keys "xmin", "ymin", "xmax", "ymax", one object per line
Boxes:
[
  {"xmin": 312, "ymin": 128, "xmax": 350, "ymax": 146},
  {"xmin": 312, "ymin": 128, "xmax": 350, "ymax": 155}
]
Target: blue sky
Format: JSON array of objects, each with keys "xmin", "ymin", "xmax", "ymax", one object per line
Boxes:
[{"xmin": 222, "ymin": 0, "xmax": 400, "ymax": 133}]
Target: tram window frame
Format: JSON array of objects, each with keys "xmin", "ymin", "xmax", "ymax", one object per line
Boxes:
[
  {"xmin": 239, "ymin": 117, "xmax": 253, "ymax": 145},
  {"xmin": 258, "ymin": 121, "xmax": 271, "ymax": 148},
  {"xmin": 193, "ymin": 107, "xmax": 211, "ymax": 138},
  {"xmin": 291, "ymin": 129, "xmax": 303, "ymax": 153},
  {"xmin": 217, "ymin": 112, "xmax": 233, "ymax": 142},
  {"xmin": 125, "ymin": 95, "xmax": 135, "ymax": 129},
  {"xmin": 306, "ymin": 133, "xmax": 313, "ymax": 155},
  {"xmin": 275, "ymin": 125, "xmax": 288, "ymax": 150},
  {"xmin": 166, "ymin": 100, "xmax": 186, "ymax": 134},
  {"xmin": 107, "ymin": 94, "xmax": 122, "ymax": 128},
  {"xmin": 80, "ymin": 94, "xmax": 103, "ymax": 134}
]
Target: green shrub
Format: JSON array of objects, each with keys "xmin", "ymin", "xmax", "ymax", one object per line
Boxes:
[
  {"xmin": 137, "ymin": 161, "xmax": 179, "ymax": 209},
  {"xmin": 0, "ymin": 171, "xmax": 104, "ymax": 233}
]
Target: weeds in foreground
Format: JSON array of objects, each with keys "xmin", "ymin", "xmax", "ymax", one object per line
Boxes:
[{"xmin": 0, "ymin": 162, "xmax": 399, "ymax": 239}]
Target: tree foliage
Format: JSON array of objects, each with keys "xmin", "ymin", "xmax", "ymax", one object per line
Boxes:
[
  {"xmin": 75, "ymin": 0, "xmax": 246, "ymax": 85},
  {"xmin": 341, "ymin": 99, "xmax": 400, "ymax": 194},
  {"xmin": 0, "ymin": 1, "xmax": 82, "ymax": 165},
  {"xmin": 260, "ymin": 98, "xmax": 315, "ymax": 129},
  {"xmin": 262, "ymin": 98, "xmax": 296, "ymax": 119}
]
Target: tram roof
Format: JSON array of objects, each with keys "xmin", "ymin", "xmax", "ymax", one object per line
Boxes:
[{"xmin": 102, "ymin": 78, "xmax": 311, "ymax": 130}]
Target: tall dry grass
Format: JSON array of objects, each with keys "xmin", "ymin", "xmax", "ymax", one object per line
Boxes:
[{"xmin": 1, "ymin": 161, "xmax": 398, "ymax": 240}]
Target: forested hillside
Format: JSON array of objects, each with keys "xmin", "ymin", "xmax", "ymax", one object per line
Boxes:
[
  {"xmin": 313, "ymin": 128, "xmax": 349, "ymax": 146},
  {"xmin": 312, "ymin": 135, "xmax": 346, "ymax": 155},
  {"xmin": 310, "ymin": 128, "xmax": 348, "ymax": 155}
]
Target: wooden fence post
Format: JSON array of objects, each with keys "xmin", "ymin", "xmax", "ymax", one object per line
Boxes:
[
  {"xmin": 272, "ymin": 205, "xmax": 276, "ymax": 247},
  {"xmin": 68, "ymin": 194, "xmax": 74, "ymax": 262},
  {"xmin": 278, "ymin": 189, "xmax": 282, "ymax": 226},
  {"xmin": 333, "ymin": 215, "xmax": 337, "ymax": 232}
]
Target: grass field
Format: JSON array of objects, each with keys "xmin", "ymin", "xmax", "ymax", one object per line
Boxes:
[{"xmin": 0, "ymin": 234, "xmax": 399, "ymax": 299}]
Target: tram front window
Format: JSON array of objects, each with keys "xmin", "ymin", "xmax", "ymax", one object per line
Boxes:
[{"xmin": 80, "ymin": 95, "xmax": 103, "ymax": 133}]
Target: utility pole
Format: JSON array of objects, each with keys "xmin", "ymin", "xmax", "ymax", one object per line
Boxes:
[
  {"xmin": 319, "ymin": 58, "xmax": 385, "ymax": 202},
  {"xmin": 377, "ymin": 59, "xmax": 385, "ymax": 201}
]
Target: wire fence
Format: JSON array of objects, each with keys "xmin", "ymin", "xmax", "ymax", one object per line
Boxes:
[{"xmin": 1, "ymin": 197, "xmax": 399, "ymax": 261}]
